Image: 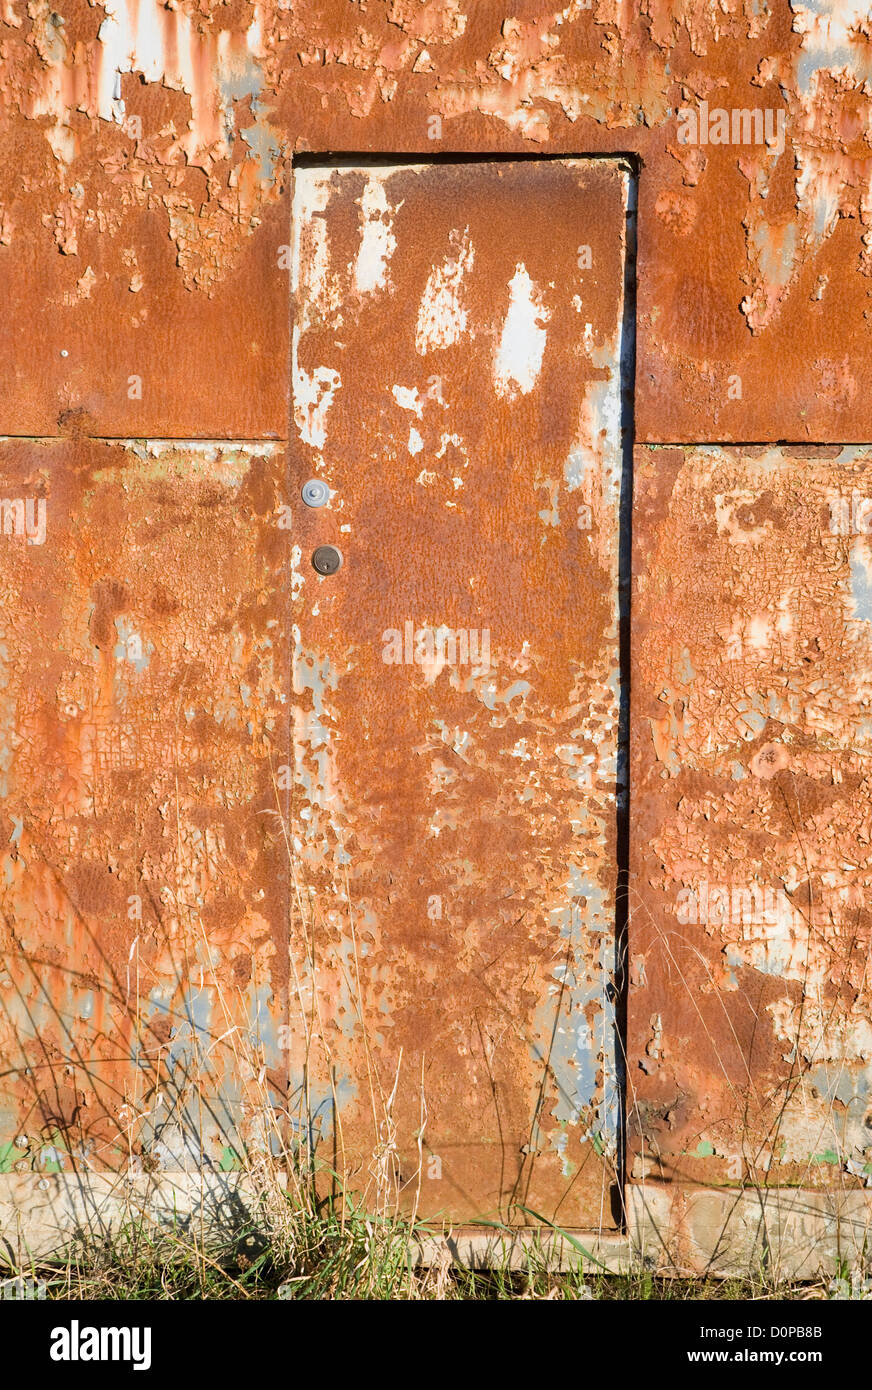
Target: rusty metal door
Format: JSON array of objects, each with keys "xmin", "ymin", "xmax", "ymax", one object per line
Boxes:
[{"xmin": 290, "ymin": 159, "xmax": 631, "ymax": 1226}]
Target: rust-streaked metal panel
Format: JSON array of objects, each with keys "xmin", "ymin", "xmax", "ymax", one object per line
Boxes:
[
  {"xmin": 0, "ymin": 437, "xmax": 288, "ymax": 1175},
  {"xmin": 2, "ymin": 197, "xmax": 289, "ymax": 438},
  {"xmin": 0, "ymin": 57, "xmax": 289, "ymax": 437},
  {"xmin": 290, "ymin": 158, "xmax": 629, "ymax": 1226},
  {"xmin": 629, "ymin": 445, "xmax": 872, "ymax": 1190},
  {"xmin": 3, "ymin": 1, "xmax": 872, "ymax": 441}
]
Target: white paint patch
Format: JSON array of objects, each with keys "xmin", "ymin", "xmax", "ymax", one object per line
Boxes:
[
  {"xmin": 493, "ymin": 264, "xmax": 550, "ymax": 398},
  {"xmin": 291, "ymin": 547, "xmax": 304, "ymax": 601},
  {"xmin": 735, "ymin": 614, "xmax": 770, "ymax": 652},
  {"xmin": 408, "ymin": 428, "xmax": 424, "ymax": 455},
  {"xmin": 97, "ymin": 0, "xmax": 209, "ymax": 142},
  {"xmin": 355, "ymin": 177, "xmax": 397, "ymax": 295},
  {"xmin": 46, "ymin": 123, "xmax": 76, "ymax": 164},
  {"xmin": 292, "ymin": 328, "xmax": 341, "ymax": 448},
  {"xmin": 776, "ymin": 594, "xmax": 793, "ymax": 635},
  {"xmin": 299, "ymin": 216, "xmax": 343, "ymax": 326},
  {"xmin": 416, "ymin": 229, "xmax": 474, "ymax": 354},
  {"xmin": 291, "ymin": 170, "xmax": 351, "ymax": 333},
  {"xmin": 392, "ymin": 385, "xmax": 424, "ymax": 417},
  {"xmin": 57, "ymin": 0, "xmax": 272, "ymax": 162}
]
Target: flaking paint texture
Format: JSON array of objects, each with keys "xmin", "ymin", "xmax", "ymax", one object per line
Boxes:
[
  {"xmin": 2, "ymin": 0, "xmax": 872, "ymax": 1233},
  {"xmin": 630, "ymin": 446, "xmax": 872, "ymax": 1190},
  {"xmin": 3, "ymin": 0, "xmax": 872, "ymax": 438},
  {"xmin": 290, "ymin": 159, "xmax": 628, "ymax": 1225},
  {"xmin": 0, "ymin": 438, "xmax": 288, "ymax": 1177}
]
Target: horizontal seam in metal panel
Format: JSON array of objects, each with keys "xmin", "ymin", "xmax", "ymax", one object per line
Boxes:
[
  {"xmin": 293, "ymin": 150, "xmax": 643, "ymax": 168},
  {"xmin": 0, "ymin": 436, "xmax": 289, "ymax": 445},
  {"xmin": 638, "ymin": 440, "xmax": 872, "ymax": 448}
]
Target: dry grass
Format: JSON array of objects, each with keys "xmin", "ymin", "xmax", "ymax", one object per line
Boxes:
[{"xmin": 2, "ymin": 776, "xmax": 867, "ymax": 1300}]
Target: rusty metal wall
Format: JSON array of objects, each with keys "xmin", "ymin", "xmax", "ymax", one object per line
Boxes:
[
  {"xmin": 3, "ymin": 0, "xmax": 869, "ymax": 442},
  {"xmin": 1, "ymin": 0, "xmax": 871, "ymax": 1230}
]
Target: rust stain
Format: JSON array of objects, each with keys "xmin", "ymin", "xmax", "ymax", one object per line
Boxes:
[
  {"xmin": 0, "ymin": 438, "xmax": 287, "ymax": 1176},
  {"xmin": 629, "ymin": 445, "xmax": 872, "ymax": 1189}
]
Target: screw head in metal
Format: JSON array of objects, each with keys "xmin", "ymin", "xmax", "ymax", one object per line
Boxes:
[
  {"xmin": 312, "ymin": 545, "xmax": 342, "ymax": 576},
  {"xmin": 301, "ymin": 479, "xmax": 330, "ymax": 508}
]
